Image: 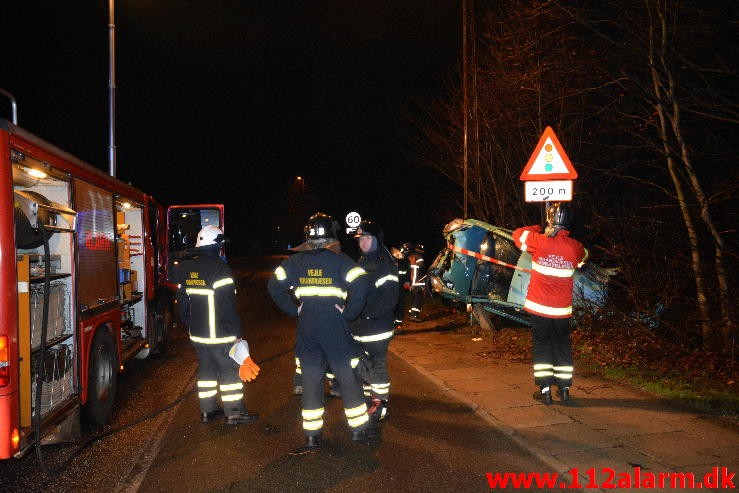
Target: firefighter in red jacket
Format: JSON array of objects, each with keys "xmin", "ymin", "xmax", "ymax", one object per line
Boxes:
[{"xmin": 512, "ymin": 203, "xmax": 589, "ymax": 404}]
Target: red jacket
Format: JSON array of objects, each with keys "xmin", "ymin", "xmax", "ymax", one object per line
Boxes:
[{"xmin": 512, "ymin": 225, "xmax": 588, "ymax": 318}]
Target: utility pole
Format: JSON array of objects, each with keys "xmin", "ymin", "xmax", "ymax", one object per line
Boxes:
[
  {"xmin": 462, "ymin": 0, "xmax": 468, "ymax": 219},
  {"xmin": 108, "ymin": 0, "xmax": 117, "ymax": 177},
  {"xmin": 470, "ymin": 0, "xmax": 480, "ymax": 213}
]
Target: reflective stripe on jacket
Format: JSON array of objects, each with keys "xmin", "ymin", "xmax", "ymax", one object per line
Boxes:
[
  {"xmin": 170, "ymin": 251, "xmax": 242, "ymax": 344},
  {"xmin": 351, "ymin": 249, "xmax": 399, "ymax": 338},
  {"xmin": 267, "ymin": 247, "xmax": 370, "ymax": 332},
  {"xmin": 409, "ymin": 254, "xmax": 425, "ymax": 287}
]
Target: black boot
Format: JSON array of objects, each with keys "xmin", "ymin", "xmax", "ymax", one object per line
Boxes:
[
  {"xmin": 226, "ymin": 411, "xmax": 259, "ymax": 425},
  {"xmin": 533, "ymin": 386, "xmax": 553, "ymax": 405},
  {"xmin": 201, "ymin": 408, "xmax": 225, "ymax": 423},
  {"xmin": 378, "ymin": 401, "xmax": 389, "ymax": 421},
  {"xmin": 290, "ymin": 434, "xmax": 321, "ymax": 455},
  {"xmin": 352, "ymin": 424, "xmax": 381, "ymax": 444},
  {"xmin": 557, "ymin": 386, "xmax": 570, "ymax": 403}
]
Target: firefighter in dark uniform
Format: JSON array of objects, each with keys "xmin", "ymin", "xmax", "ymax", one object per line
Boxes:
[
  {"xmin": 267, "ymin": 212, "xmax": 373, "ymax": 451},
  {"xmin": 352, "ymin": 220, "xmax": 399, "ymax": 421},
  {"xmin": 408, "ymin": 244, "xmax": 426, "ymax": 322},
  {"xmin": 170, "ymin": 225, "xmax": 260, "ymax": 424},
  {"xmin": 512, "ymin": 203, "xmax": 588, "ymax": 404},
  {"xmin": 392, "ymin": 243, "xmax": 412, "ymax": 329}
]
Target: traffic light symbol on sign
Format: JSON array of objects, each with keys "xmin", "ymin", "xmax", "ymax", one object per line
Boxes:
[{"xmin": 520, "ymin": 127, "xmax": 577, "ymax": 181}]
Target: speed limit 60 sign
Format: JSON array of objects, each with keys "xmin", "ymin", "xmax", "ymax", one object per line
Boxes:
[
  {"xmin": 345, "ymin": 211, "xmax": 361, "ymax": 227},
  {"xmin": 524, "ymin": 180, "xmax": 573, "ymax": 202},
  {"xmin": 345, "ymin": 211, "xmax": 362, "ymax": 234}
]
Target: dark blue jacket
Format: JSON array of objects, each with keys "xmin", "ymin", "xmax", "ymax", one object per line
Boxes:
[
  {"xmin": 170, "ymin": 248, "xmax": 242, "ymax": 345},
  {"xmin": 267, "ymin": 247, "xmax": 369, "ymax": 352},
  {"xmin": 351, "ymin": 248, "xmax": 399, "ymax": 339}
]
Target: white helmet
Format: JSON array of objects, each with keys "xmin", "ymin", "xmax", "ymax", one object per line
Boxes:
[{"xmin": 195, "ymin": 225, "xmax": 224, "ymax": 247}]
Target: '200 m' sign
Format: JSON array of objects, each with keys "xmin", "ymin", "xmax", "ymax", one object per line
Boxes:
[{"xmin": 524, "ymin": 180, "xmax": 573, "ymax": 202}]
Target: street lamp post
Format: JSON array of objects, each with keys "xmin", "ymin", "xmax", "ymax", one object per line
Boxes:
[
  {"xmin": 462, "ymin": 0, "xmax": 468, "ymax": 219},
  {"xmin": 108, "ymin": 0, "xmax": 117, "ymax": 177}
]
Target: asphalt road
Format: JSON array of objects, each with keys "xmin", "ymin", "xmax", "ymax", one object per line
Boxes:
[{"xmin": 0, "ymin": 255, "xmax": 566, "ymax": 492}]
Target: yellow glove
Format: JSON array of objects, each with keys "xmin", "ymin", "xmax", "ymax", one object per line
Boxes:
[{"xmin": 239, "ymin": 356, "xmax": 260, "ymax": 382}]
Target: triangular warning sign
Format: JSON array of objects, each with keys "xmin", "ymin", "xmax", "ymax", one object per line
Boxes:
[{"xmin": 520, "ymin": 126, "xmax": 577, "ymax": 181}]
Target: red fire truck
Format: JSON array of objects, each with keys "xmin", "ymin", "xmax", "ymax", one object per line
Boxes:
[{"xmin": 0, "ymin": 114, "xmax": 224, "ymax": 459}]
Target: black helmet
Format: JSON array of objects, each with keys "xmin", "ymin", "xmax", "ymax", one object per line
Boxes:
[
  {"xmin": 304, "ymin": 212, "xmax": 338, "ymax": 240},
  {"xmin": 354, "ymin": 219, "xmax": 387, "ymax": 250},
  {"xmin": 412, "ymin": 244, "xmax": 425, "ymax": 255},
  {"xmin": 399, "ymin": 243, "xmax": 413, "ymax": 257},
  {"xmin": 354, "ymin": 220, "xmax": 383, "ymax": 242},
  {"xmin": 546, "ymin": 202, "xmax": 572, "ymax": 231}
]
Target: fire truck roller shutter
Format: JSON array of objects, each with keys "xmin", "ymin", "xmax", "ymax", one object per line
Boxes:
[
  {"xmin": 13, "ymin": 190, "xmax": 56, "ymax": 249},
  {"xmin": 74, "ymin": 179, "xmax": 117, "ymax": 309}
]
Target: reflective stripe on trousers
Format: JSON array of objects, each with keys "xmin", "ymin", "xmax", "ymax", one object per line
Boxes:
[{"xmin": 194, "ymin": 343, "xmax": 246, "ymax": 415}]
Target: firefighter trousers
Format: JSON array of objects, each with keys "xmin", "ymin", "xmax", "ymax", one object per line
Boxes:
[
  {"xmin": 409, "ymin": 287, "xmax": 424, "ymax": 317},
  {"xmin": 298, "ymin": 353, "xmax": 368, "ymax": 438},
  {"xmin": 530, "ymin": 316, "xmax": 574, "ymax": 388},
  {"xmin": 194, "ymin": 343, "xmax": 247, "ymax": 415},
  {"xmin": 394, "ymin": 290, "xmax": 408, "ymax": 324},
  {"xmin": 360, "ymin": 338, "xmax": 391, "ymax": 401}
]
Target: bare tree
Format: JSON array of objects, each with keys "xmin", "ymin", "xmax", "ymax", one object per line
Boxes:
[
  {"xmin": 409, "ymin": 0, "xmax": 738, "ymax": 351},
  {"xmin": 646, "ymin": 1, "xmax": 736, "ymax": 348},
  {"xmin": 411, "ymin": 1, "xmax": 615, "ymax": 227},
  {"xmin": 554, "ymin": 0, "xmax": 738, "ymax": 349}
]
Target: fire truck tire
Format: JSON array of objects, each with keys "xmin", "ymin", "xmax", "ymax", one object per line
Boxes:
[{"xmin": 83, "ymin": 327, "xmax": 118, "ymax": 428}]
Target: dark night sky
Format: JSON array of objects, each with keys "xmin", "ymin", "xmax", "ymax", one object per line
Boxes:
[{"xmin": 1, "ymin": 1, "xmax": 461, "ymax": 252}]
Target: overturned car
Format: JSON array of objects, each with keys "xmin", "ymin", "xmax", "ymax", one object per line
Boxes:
[{"xmin": 426, "ymin": 218, "xmax": 616, "ymax": 329}]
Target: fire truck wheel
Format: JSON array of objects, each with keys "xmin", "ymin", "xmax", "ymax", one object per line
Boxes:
[{"xmin": 83, "ymin": 328, "xmax": 118, "ymax": 428}]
